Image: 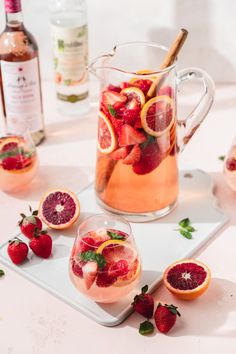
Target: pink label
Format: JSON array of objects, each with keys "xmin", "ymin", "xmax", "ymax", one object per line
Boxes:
[{"xmin": 4, "ymin": 0, "xmax": 21, "ymax": 13}]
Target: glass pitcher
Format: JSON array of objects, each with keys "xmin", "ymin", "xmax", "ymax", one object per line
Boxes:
[{"xmin": 89, "ymin": 42, "xmax": 215, "ymax": 222}]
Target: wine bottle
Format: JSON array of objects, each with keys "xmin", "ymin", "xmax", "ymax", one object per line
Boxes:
[
  {"xmin": 49, "ymin": 0, "xmax": 89, "ymax": 116},
  {"xmin": 0, "ymin": 0, "xmax": 45, "ymax": 145}
]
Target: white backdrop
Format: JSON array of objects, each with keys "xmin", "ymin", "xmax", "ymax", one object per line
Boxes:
[{"xmin": 0, "ymin": 0, "xmax": 235, "ymax": 83}]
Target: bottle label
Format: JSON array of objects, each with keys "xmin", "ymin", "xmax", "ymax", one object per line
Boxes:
[
  {"xmin": 4, "ymin": 0, "xmax": 21, "ymax": 13},
  {"xmin": 51, "ymin": 24, "xmax": 88, "ymax": 102},
  {"xmin": 0, "ymin": 57, "xmax": 43, "ymax": 134}
]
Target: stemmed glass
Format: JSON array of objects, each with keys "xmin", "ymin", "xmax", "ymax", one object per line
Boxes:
[{"xmin": 69, "ymin": 214, "xmax": 141, "ymax": 303}]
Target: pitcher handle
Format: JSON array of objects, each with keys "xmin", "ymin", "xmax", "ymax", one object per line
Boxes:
[{"xmin": 176, "ymin": 67, "xmax": 215, "ymax": 152}]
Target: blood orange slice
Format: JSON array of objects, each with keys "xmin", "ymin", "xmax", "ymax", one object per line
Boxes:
[
  {"xmin": 141, "ymin": 95, "xmax": 175, "ymax": 137},
  {"xmin": 96, "ymin": 240, "xmax": 141, "ymax": 287},
  {"xmin": 97, "ymin": 111, "xmax": 117, "ymax": 154},
  {"xmin": 39, "ymin": 189, "xmax": 80, "ymax": 229},
  {"xmin": 121, "ymin": 87, "xmax": 145, "ymax": 108},
  {"xmin": 163, "ymin": 259, "xmax": 211, "ymax": 300}
]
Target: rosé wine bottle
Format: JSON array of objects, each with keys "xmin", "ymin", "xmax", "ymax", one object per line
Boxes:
[{"xmin": 0, "ymin": 0, "xmax": 45, "ymax": 146}]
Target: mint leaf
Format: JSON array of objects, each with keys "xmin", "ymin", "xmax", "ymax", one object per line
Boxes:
[
  {"xmin": 139, "ymin": 320, "xmax": 154, "ymax": 335},
  {"xmin": 218, "ymin": 155, "xmax": 225, "ymax": 161},
  {"xmin": 185, "ymin": 225, "xmax": 197, "ymax": 232},
  {"xmin": 80, "ymin": 251, "xmax": 106, "ymax": 270},
  {"xmin": 107, "ymin": 230, "xmax": 125, "ymax": 240},
  {"xmin": 140, "ymin": 135, "xmax": 155, "ymax": 149},
  {"xmin": 0, "ymin": 269, "xmax": 5, "ymax": 277},
  {"xmin": 179, "ymin": 218, "xmax": 190, "ymax": 228},
  {"xmin": 107, "ymin": 104, "xmax": 116, "ymax": 117},
  {"xmin": 180, "ymin": 229, "xmax": 192, "ymax": 239}
]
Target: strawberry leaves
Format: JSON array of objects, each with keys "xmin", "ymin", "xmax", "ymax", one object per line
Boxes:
[{"xmin": 0, "ymin": 269, "xmax": 5, "ymax": 277}]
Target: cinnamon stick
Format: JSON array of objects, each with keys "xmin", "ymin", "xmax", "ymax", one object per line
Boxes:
[{"xmin": 147, "ymin": 28, "xmax": 188, "ymax": 98}]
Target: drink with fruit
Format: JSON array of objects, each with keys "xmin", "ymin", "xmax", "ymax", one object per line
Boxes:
[
  {"xmin": 0, "ymin": 133, "xmax": 38, "ymax": 192},
  {"xmin": 69, "ymin": 214, "xmax": 141, "ymax": 303},
  {"xmin": 90, "ymin": 42, "xmax": 215, "ymax": 221},
  {"xmin": 224, "ymin": 138, "xmax": 236, "ymax": 191}
]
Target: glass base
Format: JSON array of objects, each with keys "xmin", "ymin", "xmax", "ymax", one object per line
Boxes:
[{"xmin": 96, "ymin": 198, "xmax": 178, "ymax": 223}]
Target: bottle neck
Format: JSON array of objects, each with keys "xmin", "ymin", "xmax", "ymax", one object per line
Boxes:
[{"xmin": 4, "ymin": 0, "xmax": 24, "ymax": 28}]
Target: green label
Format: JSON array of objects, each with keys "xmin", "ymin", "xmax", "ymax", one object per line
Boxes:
[{"xmin": 57, "ymin": 91, "xmax": 89, "ymax": 103}]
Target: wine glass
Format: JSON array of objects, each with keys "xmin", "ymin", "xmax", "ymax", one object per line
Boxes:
[
  {"xmin": 0, "ymin": 131, "xmax": 39, "ymax": 192},
  {"xmin": 69, "ymin": 214, "xmax": 141, "ymax": 303}
]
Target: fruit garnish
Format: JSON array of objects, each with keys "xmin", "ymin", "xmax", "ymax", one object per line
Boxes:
[
  {"xmin": 97, "ymin": 111, "xmax": 117, "ymax": 154},
  {"xmin": 0, "ymin": 136, "xmax": 22, "ymax": 152},
  {"xmin": 96, "ymin": 239, "xmax": 125, "ymax": 254},
  {"xmin": 80, "ymin": 250, "xmax": 107, "ymax": 270},
  {"xmin": 154, "ymin": 303, "xmax": 181, "ymax": 334},
  {"xmin": 226, "ymin": 157, "xmax": 236, "ymax": 171},
  {"xmin": 175, "ymin": 218, "xmax": 197, "ymax": 239},
  {"xmin": 139, "ymin": 320, "xmax": 155, "ymax": 336},
  {"xmin": 102, "ymin": 91, "xmax": 127, "ymax": 106},
  {"xmin": 133, "ymin": 141, "xmax": 162, "ymax": 175},
  {"xmin": 86, "ymin": 228, "xmax": 110, "ymax": 246},
  {"xmin": 110, "ymin": 146, "xmax": 131, "ymax": 160},
  {"xmin": 7, "ymin": 237, "xmax": 28, "ymax": 265},
  {"xmin": 29, "ymin": 231, "xmax": 52, "ymax": 259},
  {"xmin": 132, "ymin": 285, "xmax": 154, "ymax": 319},
  {"xmin": 96, "ymin": 239, "xmax": 139, "ymax": 287},
  {"xmin": 123, "ymin": 144, "xmax": 141, "ymax": 165},
  {"xmin": 120, "ymin": 87, "xmax": 146, "ymax": 108},
  {"xmin": 77, "ymin": 237, "xmax": 97, "ymax": 253},
  {"xmin": 118, "ymin": 124, "xmax": 146, "ymax": 146},
  {"xmin": 107, "ymin": 84, "xmax": 121, "ymax": 93},
  {"xmin": 71, "ymin": 259, "xmax": 84, "ymax": 278},
  {"xmin": 82, "ymin": 261, "xmax": 98, "ymax": 289},
  {"xmin": 18, "ymin": 205, "xmax": 43, "ymax": 239},
  {"xmin": 38, "ymin": 189, "xmax": 80, "ymax": 230},
  {"xmin": 0, "ymin": 269, "xmax": 4, "ymax": 277},
  {"xmin": 96, "ymin": 264, "xmax": 117, "ymax": 288},
  {"xmin": 141, "ymin": 95, "xmax": 175, "ymax": 137},
  {"xmin": 163, "ymin": 259, "xmax": 211, "ymax": 300}
]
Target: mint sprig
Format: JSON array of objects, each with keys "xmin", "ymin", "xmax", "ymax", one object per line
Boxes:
[
  {"xmin": 107, "ymin": 230, "xmax": 126, "ymax": 240},
  {"xmin": 80, "ymin": 250, "xmax": 106, "ymax": 270},
  {"xmin": 0, "ymin": 269, "xmax": 5, "ymax": 277},
  {"xmin": 139, "ymin": 320, "xmax": 154, "ymax": 336},
  {"xmin": 175, "ymin": 218, "xmax": 197, "ymax": 239},
  {"xmin": 107, "ymin": 104, "xmax": 116, "ymax": 117}
]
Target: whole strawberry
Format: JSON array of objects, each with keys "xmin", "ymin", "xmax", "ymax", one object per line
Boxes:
[
  {"xmin": 7, "ymin": 237, "xmax": 28, "ymax": 265},
  {"xmin": 132, "ymin": 285, "xmax": 154, "ymax": 319},
  {"xmin": 18, "ymin": 206, "xmax": 42, "ymax": 239},
  {"xmin": 29, "ymin": 232, "xmax": 52, "ymax": 259},
  {"xmin": 154, "ymin": 303, "xmax": 181, "ymax": 333}
]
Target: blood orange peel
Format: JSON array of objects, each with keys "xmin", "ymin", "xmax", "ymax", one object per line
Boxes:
[
  {"xmin": 39, "ymin": 188, "xmax": 80, "ymax": 230},
  {"xmin": 163, "ymin": 259, "xmax": 211, "ymax": 300},
  {"xmin": 141, "ymin": 95, "xmax": 175, "ymax": 137},
  {"xmin": 97, "ymin": 111, "xmax": 117, "ymax": 154},
  {"xmin": 120, "ymin": 87, "xmax": 146, "ymax": 108}
]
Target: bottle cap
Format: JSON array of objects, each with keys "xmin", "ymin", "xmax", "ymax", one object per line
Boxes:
[{"xmin": 4, "ymin": 0, "xmax": 21, "ymax": 13}]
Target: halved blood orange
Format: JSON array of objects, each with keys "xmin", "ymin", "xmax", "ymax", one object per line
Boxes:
[
  {"xmin": 39, "ymin": 188, "xmax": 80, "ymax": 229},
  {"xmin": 121, "ymin": 87, "xmax": 146, "ymax": 108},
  {"xmin": 141, "ymin": 95, "xmax": 175, "ymax": 137},
  {"xmin": 163, "ymin": 259, "xmax": 211, "ymax": 300},
  {"xmin": 97, "ymin": 111, "xmax": 117, "ymax": 154}
]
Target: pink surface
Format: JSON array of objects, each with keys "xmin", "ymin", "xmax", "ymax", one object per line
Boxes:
[{"xmin": 0, "ymin": 82, "xmax": 236, "ymax": 354}]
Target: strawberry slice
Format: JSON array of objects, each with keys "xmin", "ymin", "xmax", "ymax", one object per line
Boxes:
[
  {"xmin": 82, "ymin": 261, "xmax": 98, "ymax": 290},
  {"xmin": 119, "ymin": 125, "xmax": 146, "ymax": 146},
  {"xmin": 107, "ymin": 84, "xmax": 121, "ymax": 93},
  {"xmin": 123, "ymin": 144, "xmax": 141, "ymax": 165},
  {"xmin": 133, "ymin": 142, "xmax": 162, "ymax": 175},
  {"xmin": 102, "ymin": 91, "xmax": 127, "ymax": 106},
  {"xmin": 126, "ymin": 98, "xmax": 140, "ymax": 110},
  {"xmin": 110, "ymin": 146, "xmax": 131, "ymax": 160}
]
